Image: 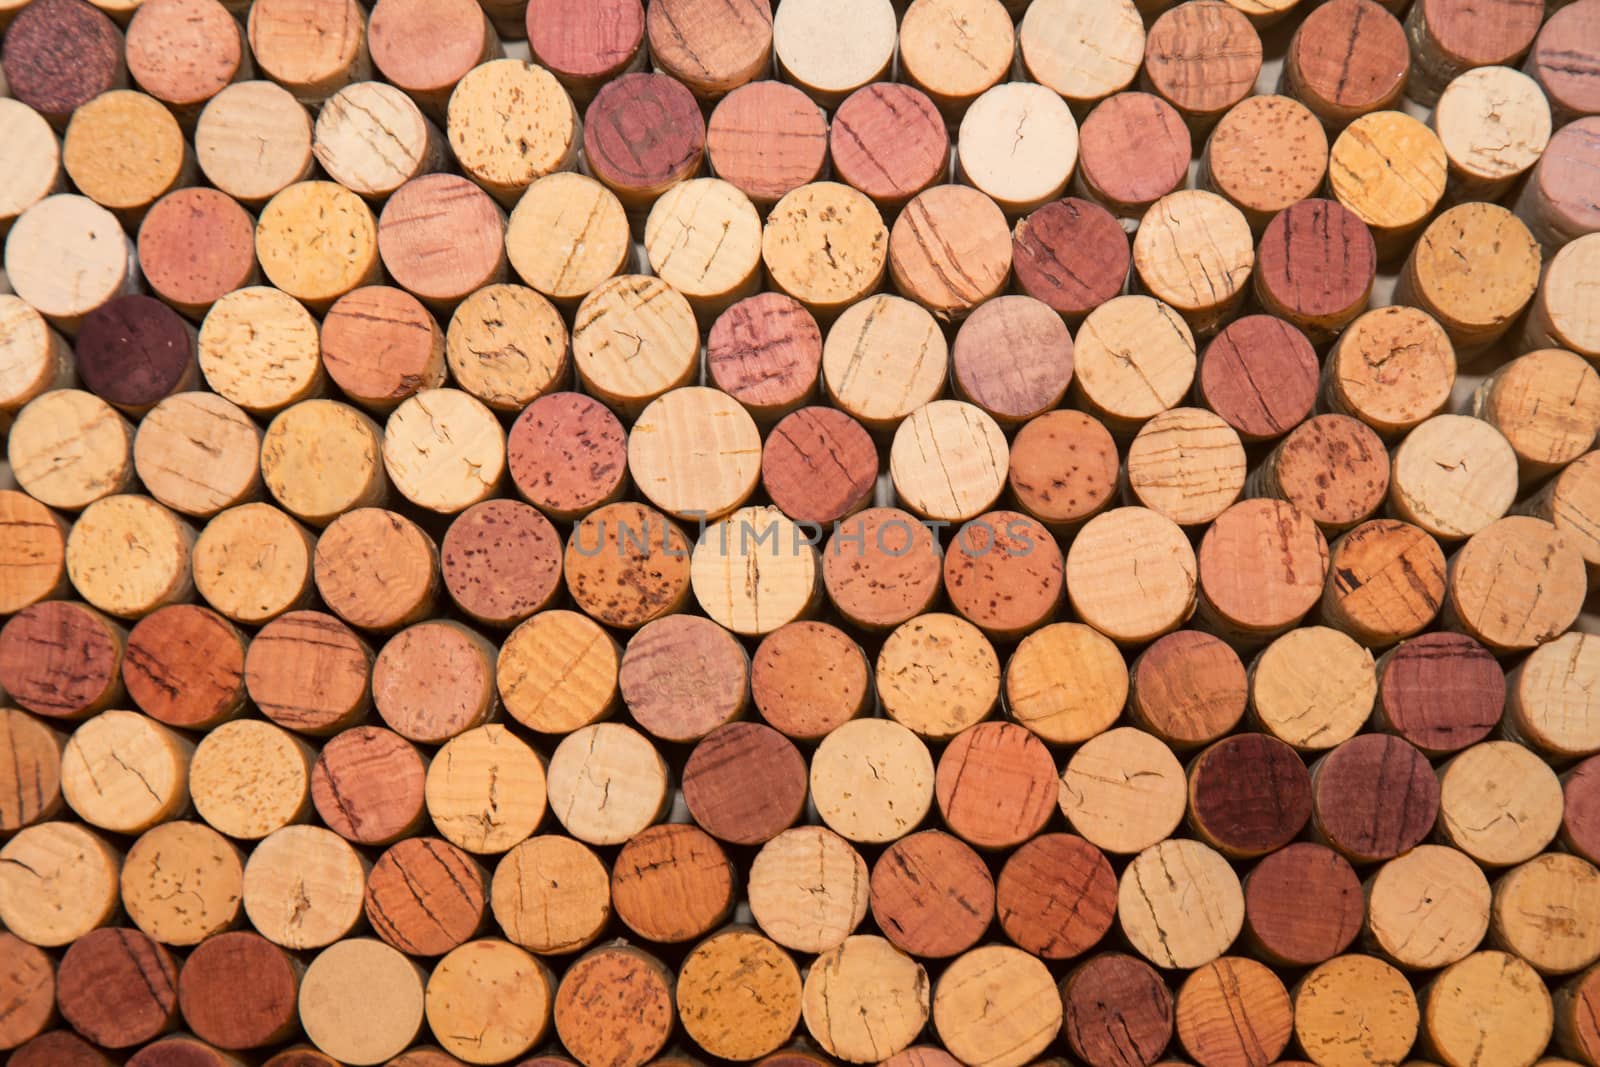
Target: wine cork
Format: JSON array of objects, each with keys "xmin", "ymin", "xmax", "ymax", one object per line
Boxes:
[
  {"xmin": 381, "ymin": 389, "xmax": 505, "ymax": 514},
  {"xmin": 1133, "ymin": 191, "xmax": 1253, "ymax": 337},
  {"xmin": 801, "ymin": 935, "xmax": 929, "ymax": 1064},
  {"xmin": 1295, "ymin": 956, "xmax": 1420, "ymax": 1067},
  {"xmin": 1564, "ymin": 759, "xmax": 1600, "ymax": 870},
  {"xmin": 951, "ymin": 296, "xmax": 1075, "ymax": 427},
  {"xmin": 1285, "ymin": 0, "xmax": 1408, "ymax": 127},
  {"xmin": 243, "ymin": 824, "xmax": 367, "ymax": 949},
  {"xmin": 368, "ymin": 0, "xmax": 497, "ymax": 120},
  {"xmin": 819, "ymin": 295, "xmax": 946, "ymax": 432},
  {"xmin": 1433, "ymin": 66, "xmax": 1551, "ymax": 203},
  {"xmin": 932, "ymin": 946, "xmax": 1060, "ymax": 1067},
  {"xmin": 317, "ymin": 288, "xmax": 443, "ymax": 414},
  {"xmin": 492, "ymin": 834, "xmax": 610, "ymax": 954},
  {"xmin": 125, "ymin": 0, "xmax": 247, "ymax": 120},
  {"xmin": 1405, "ymin": 0, "xmax": 1544, "ymax": 106},
  {"xmin": 1243, "ymin": 843, "xmax": 1364, "ymax": 967},
  {"xmin": 1067, "ymin": 506, "xmax": 1199, "ymax": 644},
  {"xmin": 1011, "ymin": 199, "xmax": 1129, "ymax": 323},
  {"xmin": 133, "ymin": 395, "xmax": 260, "ymax": 522},
  {"xmin": 373, "ymin": 621, "xmax": 497, "ymax": 745},
  {"xmin": 312, "ymin": 727, "xmax": 426, "ymax": 845},
  {"xmin": 1492, "ymin": 853, "xmax": 1600, "ymax": 974},
  {"xmin": 315, "ymin": 508, "xmax": 439, "ymax": 632},
  {"xmin": 869, "ymin": 830, "xmax": 994, "ymax": 960},
  {"xmin": 178, "ymin": 932, "xmax": 299, "ymax": 1049},
  {"xmin": 1059, "ymin": 725, "xmax": 1187, "ymax": 855},
  {"xmin": 771, "ymin": 0, "xmax": 896, "ymax": 108},
  {"xmin": 0, "ymin": 491, "xmax": 68, "ymax": 616},
  {"xmin": 1254, "ymin": 200, "xmax": 1377, "ymax": 343},
  {"xmin": 889, "ymin": 185, "xmax": 1012, "ymax": 322},
  {"xmin": 1019, "ymin": 0, "xmax": 1143, "ymax": 108},
  {"xmin": 627, "ymin": 386, "xmax": 761, "ymax": 522},
  {"xmin": 256, "ymin": 181, "xmax": 381, "ymax": 312},
  {"xmin": 1328, "ymin": 112, "xmax": 1447, "ymax": 261},
  {"xmin": 584, "ymin": 71, "xmax": 703, "ymax": 211},
  {"xmin": 821, "ymin": 508, "xmax": 942, "ymax": 631},
  {"xmin": 299, "ymin": 939, "xmax": 426, "ymax": 1066},
  {"xmin": 762, "ymin": 182, "xmax": 887, "ymax": 319},
  {"xmin": 1197, "ymin": 499, "xmax": 1330, "ymax": 644},
  {"xmin": 65, "ymin": 495, "xmax": 195, "ymax": 619},
  {"xmin": 643, "ymin": 178, "xmax": 762, "ymax": 318},
  {"xmin": 1006, "ymin": 411, "xmax": 1120, "ymax": 532},
  {"xmin": 1143, "ymin": 2, "xmax": 1262, "ymax": 128},
  {"xmin": 1175, "ymin": 958, "xmax": 1293, "ymax": 1067},
  {"xmin": 378, "ymin": 175, "xmax": 507, "ymax": 311},
  {"xmin": 1120, "ymin": 838, "xmax": 1244, "ymax": 969},
  {"xmin": 691, "ymin": 504, "xmax": 820, "ymax": 635},
  {"xmin": 611, "ymin": 823, "xmax": 734, "ymax": 943},
  {"xmin": 1322, "ymin": 520, "xmax": 1447, "ymax": 647},
  {"xmin": 646, "ymin": 0, "xmax": 772, "ymax": 100},
  {"xmin": 677, "ymin": 929, "xmax": 802, "ymax": 1062},
  {"xmin": 259, "ymin": 401, "xmax": 386, "ymax": 527},
  {"xmin": 762, "ymin": 408, "xmax": 876, "ymax": 523},
  {"xmin": 749, "ymin": 622, "xmax": 868, "ymax": 740},
  {"xmin": 571, "ymin": 275, "xmax": 698, "ymax": 419},
  {"xmin": 1075, "ymin": 92, "xmax": 1191, "ymax": 222},
  {"xmin": 1375, "ymin": 632, "xmax": 1502, "ymax": 757},
  {"xmin": 564, "ymin": 502, "xmax": 690, "ymax": 628},
  {"xmin": 890, "ymin": 401, "xmax": 1008, "ymax": 524},
  {"xmin": 1517, "ymin": 117, "xmax": 1600, "ymax": 257},
  {"xmin": 747, "ymin": 826, "xmax": 869, "ymax": 954},
  {"xmin": 0, "ymin": 0, "xmax": 125, "ymax": 128},
  {"xmin": 0, "ymin": 933, "xmax": 54, "ymax": 1050},
  {"xmin": 1475, "ymin": 348, "xmax": 1600, "ymax": 480},
  {"xmin": 446, "ymin": 285, "xmax": 569, "ymax": 414},
  {"xmin": 0, "ymin": 297, "xmax": 74, "ymax": 428},
  {"xmin": 1524, "ymin": 238, "xmax": 1600, "ymax": 365},
  {"xmin": 1126, "ymin": 407, "xmax": 1247, "ymax": 527},
  {"xmin": 1001, "ymin": 623, "xmax": 1123, "ymax": 746},
  {"xmin": 1201, "ymin": 96, "xmax": 1328, "ymax": 232},
  {"xmin": 1324, "ymin": 307, "xmax": 1456, "ymax": 440},
  {"xmin": 1072, "ymin": 295, "xmax": 1197, "ymax": 434},
  {"xmin": 441, "ymin": 500, "xmax": 560, "ymax": 627},
  {"xmin": 683, "ymin": 722, "xmax": 806, "ymax": 845},
  {"xmin": 505, "ymin": 173, "xmax": 629, "ymax": 306},
  {"xmin": 245, "ymin": 610, "xmax": 371, "ymax": 735},
  {"xmin": 553, "ymin": 945, "xmax": 676, "ymax": 1067},
  {"xmin": 826, "ymin": 84, "xmax": 947, "ymax": 213},
  {"xmin": 1561, "ymin": 965, "xmax": 1600, "ymax": 1065},
  {"xmin": 619, "ymin": 614, "xmax": 748, "ymax": 743},
  {"xmin": 497, "ymin": 610, "xmax": 618, "ymax": 735},
  {"xmin": 1423, "ymin": 951, "xmax": 1554, "ymax": 1067},
  {"xmin": 705, "ymin": 80, "xmax": 827, "ymax": 210},
  {"xmin": 995, "ymin": 834, "xmax": 1117, "ymax": 961},
  {"xmin": 1389, "ymin": 415, "xmax": 1517, "ymax": 542},
  {"xmin": 313, "ymin": 83, "xmax": 445, "ymax": 202},
  {"xmin": 1399, "ymin": 202, "xmax": 1542, "ymax": 353},
  {"xmin": 9, "ymin": 1032, "xmax": 116, "ymax": 1067},
  {"xmin": 524, "ymin": 0, "xmax": 644, "ymax": 103},
  {"xmin": 957, "ymin": 83, "xmax": 1078, "ymax": 217},
  {"xmin": 62, "ymin": 90, "xmax": 193, "ymax": 223},
  {"xmin": 122, "ymin": 604, "xmax": 245, "ymax": 730},
  {"xmin": 0, "ymin": 708, "xmax": 64, "ymax": 832},
  {"xmin": 1311, "ymin": 733, "xmax": 1438, "ymax": 862},
  {"xmin": 942, "ymin": 511, "xmax": 1063, "ymax": 639},
  {"xmin": 937, "ymin": 721, "xmax": 1057, "ymax": 850},
  {"xmin": 1250, "ymin": 626, "xmax": 1376, "ymax": 750},
  {"xmin": 4, "ymin": 195, "xmax": 137, "ymax": 332},
  {"xmin": 1128, "ymin": 630, "xmax": 1247, "ymax": 748},
  {"xmin": 1528, "ymin": 0, "xmax": 1600, "ymax": 125},
  {"xmin": 0, "ymin": 601, "xmax": 123, "ymax": 720},
  {"xmin": 55, "ymin": 927, "xmax": 178, "ymax": 1048},
  {"xmin": 198, "ymin": 286, "xmax": 323, "ymax": 415},
  {"xmin": 129, "ymin": 1038, "xmax": 252, "ymax": 1067},
  {"xmin": 193, "ymin": 81, "xmax": 314, "ymax": 205},
  {"xmin": 1438, "ymin": 739, "xmax": 1564, "ymax": 865},
  {"xmin": 1509, "ymin": 632, "xmax": 1600, "ymax": 758},
  {"xmin": 190, "ymin": 718, "xmax": 314, "ymax": 838},
  {"xmin": 1196, "ymin": 316, "xmax": 1317, "ymax": 445},
  {"xmin": 876, "ymin": 613, "xmax": 1000, "ymax": 741},
  {"xmin": 365, "ymin": 838, "xmax": 487, "ymax": 956},
  {"xmin": 1448, "ymin": 516, "xmax": 1586, "ymax": 652},
  {"xmin": 1249, "ymin": 414, "xmax": 1389, "ymax": 533},
  {"xmin": 1188, "ymin": 733, "xmax": 1312, "ymax": 859},
  {"xmin": 507, "ymin": 393, "xmax": 627, "ymax": 520},
  {"xmin": 546, "ymin": 722, "xmax": 669, "ymax": 845},
  {"xmin": 0, "ymin": 821, "xmax": 119, "ymax": 946},
  {"xmin": 0, "ymin": 100, "xmax": 63, "ymax": 238},
  {"xmin": 426, "ymin": 940, "xmax": 554, "ymax": 1064},
  {"xmin": 898, "ymin": 0, "xmax": 1012, "ymax": 120},
  {"xmin": 811, "ymin": 718, "xmax": 934, "ymax": 845},
  {"xmin": 247, "ymin": 0, "xmax": 370, "ymax": 104},
  {"xmin": 1059, "ymin": 954, "xmax": 1174, "ymax": 1067},
  {"xmin": 73, "ymin": 297, "xmax": 198, "ymax": 420}
]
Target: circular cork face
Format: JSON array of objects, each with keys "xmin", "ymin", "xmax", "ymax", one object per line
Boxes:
[
  {"xmin": 0, "ymin": 822, "xmax": 119, "ymax": 947},
  {"xmin": 1005, "ymin": 622, "xmax": 1127, "ymax": 744},
  {"xmin": 937, "ymin": 722, "xmax": 1057, "ymax": 851},
  {"xmin": 828, "ymin": 83, "xmax": 947, "ymax": 208},
  {"xmin": 812, "ymin": 718, "xmax": 935, "ymax": 845},
  {"xmin": 492, "ymin": 834, "xmax": 611, "ymax": 955},
  {"xmin": 506, "ymin": 173, "xmax": 631, "ymax": 304},
  {"xmin": 383, "ymin": 389, "xmax": 506, "ymax": 515},
  {"xmin": 63, "ymin": 91, "xmax": 188, "ymax": 214},
  {"xmin": 890, "ymin": 185, "xmax": 1012, "ymax": 321},
  {"xmin": 958, "ymin": 83, "xmax": 1078, "ymax": 216},
  {"xmin": 678, "ymin": 928, "xmax": 801, "ymax": 1062},
  {"xmin": 378, "ymin": 175, "xmax": 507, "ymax": 307},
  {"xmin": 1256, "ymin": 200, "xmax": 1377, "ymax": 336},
  {"xmin": 0, "ymin": 601, "xmax": 123, "ymax": 721},
  {"xmin": 1435, "ymin": 66, "xmax": 1551, "ymax": 187},
  {"xmin": 546, "ymin": 723, "xmax": 669, "ymax": 846},
  {"xmin": 1244, "ymin": 843, "xmax": 1363, "ymax": 967},
  {"xmin": 1538, "ymin": 234, "xmax": 1600, "ymax": 358},
  {"xmin": 933, "ymin": 945, "xmax": 1060, "ymax": 1067},
  {"xmin": 1330, "ymin": 111, "xmax": 1447, "ymax": 238},
  {"xmin": 1450, "ymin": 517, "xmax": 1586, "ymax": 653},
  {"xmin": 497, "ymin": 610, "xmax": 618, "ymax": 735},
  {"xmin": 0, "ymin": 493, "xmax": 67, "ymax": 618},
  {"xmin": 1145, "ymin": 1, "xmax": 1262, "ymax": 118},
  {"xmin": 1287, "ymin": 0, "xmax": 1407, "ymax": 121},
  {"xmin": 256, "ymin": 182, "xmax": 380, "ymax": 311},
  {"xmin": 899, "ymin": 0, "xmax": 1012, "ymax": 109},
  {"xmin": 243, "ymin": 825, "xmax": 367, "ymax": 949},
  {"xmin": 1006, "ymin": 410, "xmax": 1121, "ymax": 528},
  {"xmin": 1390, "ymin": 415, "xmax": 1517, "ymax": 541},
  {"xmin": 426, "ymin": 939, "xmax": 554, "ymax": 1065},
  {"xmin": 763, "ymin": 182, "xmax": 889, "ymax": 316},
  {"xmin": 190, "ymin": 719, "xmax": 313, "ymax": 840},
  {"xmin": 644, "ymin": 177, "xmax": 762, "ymax": 312},
  {"xmin": 124, "ymin": 604, "xmax": 245, "ymax": 729},
  {"xmin": 773, "ymin": 0, "xmax": 897, "ymax": 103},
  {"xmin": 508, "ymin": 393, "xmax": 628, "ymax": 521},
  {"xmin": 0, "ymin": 100, "xmax": 60, "ymax": 233},
  {"xmin": 1198, "ymin": 317, "xmax": 1317, "ymax": 444},
  {"xmin": 877, "ymin": 613, "xmax": 1000, "ymax": 741},
  {"xmin": 1531, "ymin": 0, "xmax": 1600, "ymax": 119},
  {"xmin": 748, "ymin": 826, "xmax": 869, "ymax": 954},
  {"xmin": 1119, "ymin": 839, "xmax": 1244, "ymax": 970},
  {"xmin": 366, "ymin": 838, "xmax": 486, "ymax": 957},
  {"xmin": 1480, "ymin": 348, "xmax": 1600, "ymax": 471},
  {"xmin": 315, "ymin": 508, "xmax": 440, "ymax": 633},
  {"xmin": 0, "ymin": 296, "xmax": 69, "ymax": 418},
  {"xmin": 1313, "ymin": 734, "xmax": 1439, "ymax": 863},
  {"xmin": 1059, "ymin": 726, "xmax": 1187, "ymax": 855},
  {"xmin": 1324, "ymin": 519, "xmax": 1447, "ymax": 648},
  {"xmin": 1078, "ymin": 91, "xmax": 1192, "ymax": 213},
  {"xmin": 441, "ymin": 500, "xmax": 562, "ymax": 628},
  {"xmin": 0, "ymin": 708, "xmax": 64, "ymax": 834},
  {"xmin": 762, "ymin": 407, "xmax": 877, "ymax": 524},
  {"xmin": 1494, "ymin": 853, "xmax": 1600, "ymax": 974},
  {"xmin": 425, "ymin": 725, "xmax": 545, "ymax": 854},
  {"xmin": 177, "ymin": 931, "xmax": 299, "ymax": 1049},
  {"xmin": 584, "ymin": 71, "xmax": 704, "ymax": 203},
  {"xmin": 8, "ymin": 389, "xmax": 134, "ymax": 513},
  {"xmin": 1512, "ymin": 633, "xmax": 1600, "ymax": 759},
  {"xmin": 1134, "ymin": 191, "xmax": 1254, "ymax": 329},
  {"xmin": 943, "ymin": 511, "xmax": 1063, "ymax": 639},
  {"xmin": 612, "ymin": 823, "xmax": 734, "ymax": 943},
  {"xmin": 1198, "ymin": 499, "xmax": 1328, "ymax": 637},
  {"xmin": 952, "ymin": 296, "xmax": 1075, "ymax": 425},
  {"xmin": 199, "ymin": 286, "xmax": 323, "ymax": 415},
  {"xmin": 1408, "ymin": 203, "xmax": 1541, "ymax": 338},
  {"xmin": 66, "ymin": 495, "xmax": 195, "ymax": 620},
  {"xmin": 684, "ymin": 722, "xmax": 808, "ymax": 845},
  {"xmin": 870, "ymin": 830, "xmax": 994, "ymax": 959},
  {"xmin": 2, "ymin": 0, "xmax": 123, "ymax": 122},
  {"xmin": 1128, "ymin": 630, "xmax": 1246, "ymax": 748},
  {"xmin": 444, "ymin": 289, "xmax": 567, "ymax": 413},
  {"xmin": 750, "ymin": 622, "xmax": 869, "ymax": 740},
  {"xmin": 1294, "ymin": 956, "xmax": 1418, "ymax": 1067},
  {"xmin": 619, "ymin": 614, "xmax": 748, "ymax": 742},
  {"xmin": 1523, "ymin": 119, "xmax": 1600, "ymax": 247},
  {"xmin": 448, "ymin": 59, "xmax": 580, "ymax": 203},
  {"xmin": 572, "ymin": 275, "xmax": 699, "ymax": 417},
  {"xmin": 802, "ymin": 935, "xmax": 929, "ymax": 1063},
  {"xmin": 1020, "ymin": 0, "xmax": 1143, "ymax": 105},
  {"xmin": 691, "ymin": 505, "xmax": 820, "ymax": 636},
  {"xmin": 1176, "ymin": 957, "xmax": 1292, "ymax": 1067},
  {"xmin": 1126, "ymin": 408, "xmax": 1246, "ymax": 527},
  {"xmin": 1422, "ymin": 0, "xmax": 1543, "ymax": 66},
  {"xmin": 554, "ymin": 946, "xmax": 675, "ymax": 1067},
  {"xmin": 822, "ymin": 294, "xmax": 948, "ymax": 431},
  {"xmin": 246, "ymin": 611, "xmax": 371, "ymax": 735},
  {"xmin": 300, "ymin": 939, "xmax": 426, "ymax": 1066},
  {"xmin": 135, "ymin": 393, "xmax": 262, "ymax": 520},
  {"xmin": 0, "ymin": 933, "xmax": 55, "ymax": 1050},
  {"xmin": 1264, "ymin": 414, "xmax": 1390, "ymax": 531},
  {"xmin": 1377, "ymin": 632, "xmax": 1502, "ymax": 756},
  {"xmin": 996, "ymin": 833, "xmax": 1116, "ymax": 960},
  {"xmin": 822, "ymin": 508, "xmax": 942, "ymax": 631},
  {"xmin": 707, "ymin": 81, "xmax": 829, "ymax": 207},
  {"xmin": 137, "ymin": 188, "xmax": 258, "ymax": 317},
  {"xmin": 1206, "ymin": 95, "xmax": 1328, "ymax": 221},
  {"xmin": 628, "ymin": 387, "xmax": 762, "ymax": 522},
  {"xmin": 1188, "ymin": 734, "xmax": 1312, "ymax": 858},
  {"xmin": 260, "ymin": 401, "xmax": 386, "ymax": 527},
  {"xmin": 707, "ymin": 293, "xmax": 823, "ymax": 423},
  {"xmin": 1367, "ymin": 844, "xmax": 1490, "ymax": 969},
  {"xmin": 368, "ymin": 0, "xmax": 491, "ymax": 100},
  {"xmin": 195, "ymin": 81, "xmax": 316, "ymax": 205},
  {"xmin": 1067, "ymin": 507, "xmax": 1198, "ymax": 645},
  {"xmin": 6, "ymin": 195, "xmax": 134, "ymax": 326},
  {"xmin": 1061, "ymin": 953, "xmax": 1174, "ymax": 1067},
  {"xmin": 1012, "ymin": 198, "xmax": 1130, "ymax": 320},
  {"xmin": 247, "ymin": 0, "xmax": 367, "ymax": 102},
  {"xmin": 1428, "ymin": 951, "xmax": 1553, "ymax": 1067},
  {"xmin": 311, "ymin": 727, "xmax": 427, "ymax": 846},
  {"xmin": 56, "ymin": 928, "xmax": 179, "ymax": 1049},
  {"xmin": 1327, "ymin": 306, "xmax": 1455, "ymax": 437},
  {"xmin": 9, "ymin": 1031, "xmax": 116, "ymax": 1067},
  {"xmin": 314, "ymin": 83, "xmax": 441, "ymax": 201},
  {"xmin": 197, "ymin": 509, "xmax": 316, "ymax": 625},
  {"xmin": 565, "ymin": 502, "xmax": 691, "ymax": 629},
  {"xmin": 525, "ymin": 0, "xmax": 643, "ymax": 84},
  {"xmin": 1073, "ymin": 295, "xmax": 1197, "ymax": 430},
  {"xmin": 890, "ymin": 401, "xmax": 1009, "ymax": 524},
  {"xmin": 75, "ymin": 296, "xmax": 196, "ymax": 413},
  {"xmin": 1439, "ymin": 740, "xmax": 1563, "ymax": 866},
  {"xmin": 1560, "ymin": 967, "xmax": 1600, "ymax": 1067}
]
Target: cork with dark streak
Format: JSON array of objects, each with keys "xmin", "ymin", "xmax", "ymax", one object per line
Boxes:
[
  {"xmin": 1142, "ymin": 1, "xmax": 1262, "ymax": 123},
  {"xmin": 1374, "ymin": 633, "xmax": 1502, "ymax": 756},
  {"xmin": 1198, "ymin": 316, "xmax": 1318, "ymax": 443},
  {"xmin": 1321, "ymin": 519, "xmax": 1447, "ymax": 648},
  {"xmin": 0, "ymin": 933, "xmax": 54, "ymax": 1051},
  {"xmin": 311, "ymin": 726, "xmax": 428, "ymax": 846},
  {"xmin": 707, "ymin": 293, "xmax": 823, "ymax": 424},
  {"xmin": 314, "ymin": 508, "xmax": 440, "ymax": 633},
  {"xmin": 55, "ymin": 928, "xmax": 179, "ymax": 1048},
  {"xmin": 936, "ymin": 721, "xmax": 1057, "ymax": 851},
  {"xmin": 1011, "ymin": 197, "xmax": 1130, "ymax": 322},
  {"xmin": 1310, "ymin": 733, "xmax": 1439, "ymax": 863},
  {"xmin": 829, "ymin": 83, "xmax": 948, "ymax": 209},
  {"xmin": 0, "ymin": 710, "xmax": 65, "ymax": 833},
  {"xmin": 177, "ymin": 932, "xmax": 300, "ymax": 1050},
  {"xmin": 683, "ymin": 722, "xmax": 808, "ymax": 846},
  {"xmin": 1285, "ymin": 0, "xmax": 1407, "ymax": 125},
  {"xmin": 871, "ymin": 830, "xmax": 995, "ymax": 960},
  {"xmin": 646, "ymin": 0, "xmax": 772, "ymax": 98},
  {"xmin": 1060, "ymin": 953, "xmax": 1175, "ymax": 1067},
  {"xmin": 1188, "ymin": 734, "xmax": 1313, "ymax": 859},
  {"xmin": 611, "ymin": 823, "xmax": 735, "ymax": 944},
  {"xmin": 123, "ymin": 604, "xmax": 246, "ymax": 729},
  {"xmin": 319, "ymin": 287, "xmax": 446, "ymax": 413},
  {"xmin": 0, "ymin": 600, "xmax": 124, "ymax": 720},
  {"xmin": 761, "ymin": 407, "xmax": 877, "ymax": 524},
  {"xmin": 889, "ymin": 185, "xmax": 1012, "ymax": 321},
  {"xmin": 584, "ymin": 72, "xmax": 706, "ymax": 206},
  {"xmin": 245, "ymin": 610, "xmax": 372, "ymax": 736},
  {"xmin": 996, "ymin": 833, "xmax": 1117, "ymax": 961},
  {"xmin": 365, "ymin": 837, "xmax": 488, "ymax": 957},
  {"xmin": 1254, "ymin": 199, "xmax": 1377, "ymax": 342},
  {"xmin": 1128, "ymin": 630, "xmax": 1247, "ymax": 748},
  {"xmin": 1243, "ymin": 842, "xmax": 1363, "ymax": 966}
]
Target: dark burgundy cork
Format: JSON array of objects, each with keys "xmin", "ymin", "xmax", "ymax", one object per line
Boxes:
[
  {"xmin": 1012, "ymin": 197, "xmax": 1131, "ymax": 320},
  {"xmin": 2, "ymin": 0, "xmax": 125, "ymax": 125},
  {"xmin": 1311, "ymin": 733, "xmax": 1440, "ymax": 863},
  {"xmin": 1198, "ymin": 316, "xmax": 1318, "ymax": 442},
  {"xmin": 1059, "ymin": 953, "xmax": 1175, "ymax": 1067},
  {"xmin": 870, "ymin": 829, "xmax": 996, "ymax": 959},
  {"xmin": 441, "ymin": 499, "xmax": 563, "ymax": 627},
  {"xmin": 75, "ymin": 296, "xmax": 196, "ymax": 411},
  {"xmin": 127, "ymin": 1037, "xmax": 244, "ymax": 1067},
  {"xmin": 9, "ymin": 1031, "xmax": 115, "ymax": 1067},
  {"xmin": 996, "ymin": 833, "xmax": 1117, "ymax": 960},
  {"xmin": 365, "ymin": 837, "xmax": 488, "ymax": 957},
  {"xmin": 1255, "ymin": 199, "xmax": 1377, "ymax": 334},
  {"xmin": 123, "ymin": 604, "xmax": 246, "ymax": 729},
  {"xmin": 55, "ymin": 928, "xmax": 179, "ymax": 1048},
  {"xmin": 706, "ymin": 81, "xmax": 828, "ymax": 207},
  {"xmin": 177, "ymin": 932, "xmax": 300, "ymax": 1049},
  {"xmin": 761, "ymin": 406, "xmax": 878, "ymax": 524},
  {"xmin": 1187, "ymin": 734, "xmax": 1313, "ymax": 858},
  {"xmin": 1287, "ymin": 0, "xmax": 1408, "ymax": 121},
  {"xmin": 1565, "ymin": 754, "xmax": 1600, "ymax": 864},
  {"xmin": 707, "ymin": 292, "xmax": 824, "ymax": 420},
  {"xmin": 1077, "ymin": 92, "xmax": 1191, "ymax": 213},
  {"xmin": 1376, "ymin": 633, "xmax": 1503, "ymax": 756},
  {"xmin": 508, "ymin": 392, "xmax": 629, "ymax": 520},
  {"xmin": 952, "ymin": 296, "xmax": 1075, "ymax": 424},
  {"xmin": 829, "ymin": 83, "xmax": 948, "ymax": 207},
  {"xmin": 1243, "ymin": 842, "xmax": 1363, "ymax": 966},
  {"xmin": 264, "ymin": 1050, "xmax": 344, "ymax": 1067},
  {"xmin": 311, "ymin": 725, "xmax": 428, "ymax": 846},
  {"xmin": 584, "ymin": 72, "xmax": 706, "ymax": 197},
  {"xmin": 0, "ymin": 601, "xmax": 123, "ymax": 720},
  {"xmin": 683, "ymin": 721, "xmax": 808, "ymax": 845}
]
